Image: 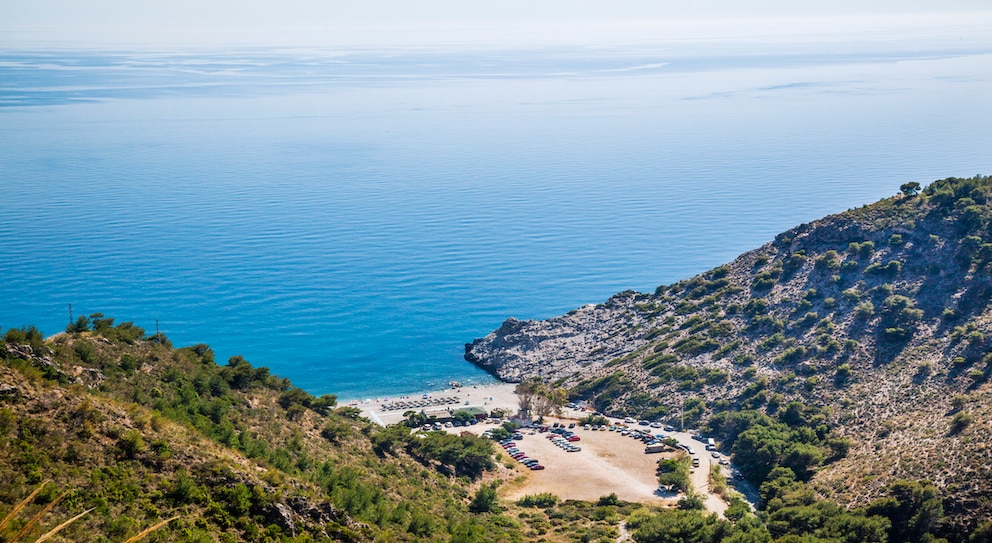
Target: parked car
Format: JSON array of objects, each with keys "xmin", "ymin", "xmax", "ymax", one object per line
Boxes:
[
  {"xmin": 567, "ymin": 436, "xmax": 580, "ymax": 442},
  {"xmin": 568, "ymin": 423, "xmax": 575, "ymax": 428},
  {"xmin": 530, "ymin": 464, "xmax": 545, "ymax": 470}
]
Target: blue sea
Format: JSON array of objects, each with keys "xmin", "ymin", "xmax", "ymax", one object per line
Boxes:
[{"xmin": 2, "ymin": 40, "xmax": 990, "ymax": 399}]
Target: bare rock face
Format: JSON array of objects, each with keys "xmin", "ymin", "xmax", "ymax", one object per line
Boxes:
[
  {"xmin": 465, "ymin": 292, "xmax": 651, "ymax": 383},
  {"xmin": 266, "ymin": 497, "xmax": 358, "ymax": 539},
  {"xmin": 267, "ymin": 503, "xmax": 296, "ymax": 536},
  {"xmin": 0, "ymin": 384, "xmax": 20, "ymax": 397}
]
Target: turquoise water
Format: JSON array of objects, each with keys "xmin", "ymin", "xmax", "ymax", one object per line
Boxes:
[{"xmin": 1, "ymin": 44, "xmax": 990, "ymax": 399}]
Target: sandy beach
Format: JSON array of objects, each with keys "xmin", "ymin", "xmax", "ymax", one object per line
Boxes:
[{"xmin": 353, "ymin": 381, "xmax": 520, "ymax": 426}]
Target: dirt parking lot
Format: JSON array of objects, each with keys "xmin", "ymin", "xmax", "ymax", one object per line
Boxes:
[
  {"xmin": 456, "ymin": 417, "xmax": 730, "ymax": 510},
  {"xmin": 498, "ymin": 420, "xmax": 671, "ymax": 505}
]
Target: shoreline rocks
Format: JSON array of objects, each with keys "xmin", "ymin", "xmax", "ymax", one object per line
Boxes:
[{"xmin": 464, "ymin": 292, "xmax": 652, "ymax": 384}]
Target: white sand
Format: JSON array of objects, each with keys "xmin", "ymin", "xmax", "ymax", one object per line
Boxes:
[{"xmin": 354, "ymin": 382, "xmax": 520, "ymax": 426}]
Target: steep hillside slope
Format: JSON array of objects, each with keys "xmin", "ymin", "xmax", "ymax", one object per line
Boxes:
[
  {"xmin": 0, "ymin": 322, "xmax": 533, "ymax": 542},
  {"xmin": 466, "ymin": 175, "xmax": 992, "ymax": 536}
]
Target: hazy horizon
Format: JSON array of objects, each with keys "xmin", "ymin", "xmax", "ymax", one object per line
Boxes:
[{"xmin": 2, "ymin": 1, "xmax": 992, "ymax": 50}]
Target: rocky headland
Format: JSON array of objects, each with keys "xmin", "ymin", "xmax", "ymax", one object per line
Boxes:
[{"xmin": 466, "ymin": 175, "xmax": 992, "ymax": 535}]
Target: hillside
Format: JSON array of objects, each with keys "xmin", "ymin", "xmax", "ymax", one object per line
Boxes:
[
  {"xmin": 0, "ymin": 319, "xmax": 649, "ymax": 543},
  {"xmin": 466, "ymin": 175, "xmax": 992, "ymax": 538}
]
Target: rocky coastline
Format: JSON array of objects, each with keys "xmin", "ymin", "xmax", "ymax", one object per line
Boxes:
[{"xmin": 464, "ymin": 291, "xmax": 654, "ymax": 384}]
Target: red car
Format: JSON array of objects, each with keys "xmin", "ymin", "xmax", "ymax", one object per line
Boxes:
[
  {"xmin": 567, "ymin": 436, "xmax": 581, "ymax": 442},
  {"xmin": 530, "ymin": 464, "xmax": 545, "ymax": 470}
]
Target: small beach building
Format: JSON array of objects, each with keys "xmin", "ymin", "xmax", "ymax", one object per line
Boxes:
[{"xmin": 451, "ymin": 406, "xmax": 488, "ymax": 421}]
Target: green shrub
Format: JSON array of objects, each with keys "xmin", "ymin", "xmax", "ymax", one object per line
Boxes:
[
  {"xmin": 842, "ymin": 288, "xmax": 861, "ymax": 303},
  {"xmin": 758, "ymin": 333, "xmax": 784, "ymax": 351},
  {"xmin": 774, "ymin": 347, "xmax": 808, "ymax": 365},
  {"xmin": 783, "ymin": 252, "xmax": 807, "ymax": 273},
  {"xmin": 597, "ymin": 493, "xmax": 622, "ymax": 506},
  {"xmin": 865, "ymin": 260, "xmax": 903, "ymax": 276},
  {"xmin": 469, "ymin": 483, "xmax": 500, "ymax": 513},
  {"xmin": 672, "ymin": 336, "xmax": 719, "ymax": 356},
  {"xmin": 835, "ymin": 364, "xmax": 853, "ymax": 385},
  {"xmin": 815, "ymin": 251, "xmax": 841, "ymax": 270},
  {"xmin": 116, "ymin": 429, "xmax": 146, "ymax": 460},
  {"xmin": 949, "ymin": 412, "xmax": 973, "ymax": 434},
  {"xmin": 884, "ymin": 327, "xmax": 911, "ymax": 341},
  {"xmin": 855, "ymin": 302, "xmax": 875, "ymax": 319},
  {"xmin": 518, "ymin": 493, "xmax": 559, "ymax": 508},
  {"xmin": 848, "ymin": 240, "xmax": 875, "ymax": 258}
]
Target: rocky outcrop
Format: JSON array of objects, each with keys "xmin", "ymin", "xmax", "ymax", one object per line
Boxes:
[
  {"xmin": 264, "ymin": 496, "xmax": 367, "ymax": 540},
  {"xmin": 465, "ymin": 292, "xmax": 653, "ymax": 382}
]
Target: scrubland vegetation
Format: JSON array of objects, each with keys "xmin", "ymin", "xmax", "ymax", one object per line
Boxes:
[{"xmin": 470, "ymin": 175, "xmax": 992, "ymax": 541}]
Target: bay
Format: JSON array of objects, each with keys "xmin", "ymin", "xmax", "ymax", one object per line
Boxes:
[{"xmin": 1, "ymin": 42, "xmax": 990, "ymax": 399}]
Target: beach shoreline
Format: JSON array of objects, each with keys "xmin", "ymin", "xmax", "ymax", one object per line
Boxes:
[{"xmin": 352, "ymin": 381, "xmax": 519, "ymax": 426}]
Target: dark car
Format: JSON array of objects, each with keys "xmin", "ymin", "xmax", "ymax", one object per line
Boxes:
[{"xmin": 530, "ymin": 464, "xmax": 545, "ymax": 470}]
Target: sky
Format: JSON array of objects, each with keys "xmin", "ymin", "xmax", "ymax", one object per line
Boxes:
[{"xmin": 2, "ymin": 0, "xmax": 992, "ymax": 49}]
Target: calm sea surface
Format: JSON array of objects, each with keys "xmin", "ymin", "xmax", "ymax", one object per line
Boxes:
[{"xmin": 2, "ymin": 42, "xmax": 991, "ymax": 399}]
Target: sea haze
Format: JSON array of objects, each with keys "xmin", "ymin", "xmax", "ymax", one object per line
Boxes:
[{"xmin": 1, "ymin": 42, "xmax": 990, "ymax": 399}]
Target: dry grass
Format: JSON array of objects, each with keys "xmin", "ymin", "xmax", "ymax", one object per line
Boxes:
[{"xmin": 0, "ymin": 482, "xmax": 177, "ymax": 543}]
